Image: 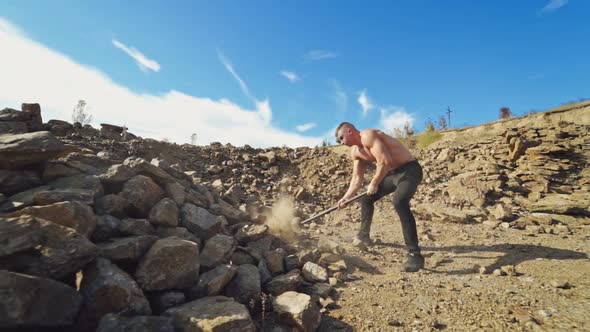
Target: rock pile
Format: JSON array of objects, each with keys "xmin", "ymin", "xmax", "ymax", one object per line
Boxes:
[
  {"xmin": 413, "ymin": 117, "xmax": 590, "ymax": 233},
  {"xmin": 0, "ymin": 104, "xmax": 351, "ymax": 331}
]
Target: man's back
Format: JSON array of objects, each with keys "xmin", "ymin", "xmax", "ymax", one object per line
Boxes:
[{"xmin": 356, "ymin": 129, "xmax": 414, "ymax": 170}]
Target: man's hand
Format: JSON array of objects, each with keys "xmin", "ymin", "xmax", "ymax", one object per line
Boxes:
[
  {"xmin": 367, "ymin": 183, "xmax": 378, "ymax": 195},
  {"xmin": 337, "ymin": 198, "xmax": 348, "ymax": 209}
]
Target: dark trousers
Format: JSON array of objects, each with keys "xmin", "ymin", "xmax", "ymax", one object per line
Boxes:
[{"xmin": 358, "ymin": 160, "xmax": 423, "ymax": 253}]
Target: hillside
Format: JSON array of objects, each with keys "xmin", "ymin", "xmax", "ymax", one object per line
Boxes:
[{"xmin": 0, "ymin": 101, "xmax": 589, "ymax": 331}]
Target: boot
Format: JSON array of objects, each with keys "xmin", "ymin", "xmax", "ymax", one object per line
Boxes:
[
  {"xmin": 402, "ymin": 251, "xmax": 424, "ymax": 272},
  {"xmin": 352, "ymin": 235, "xmax": 370, "ymax": 251}
]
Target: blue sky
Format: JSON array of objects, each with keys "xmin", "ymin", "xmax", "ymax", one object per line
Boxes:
[{"xmin": 0, "ymin": 0, "xmax": 588, "ymax": 147}]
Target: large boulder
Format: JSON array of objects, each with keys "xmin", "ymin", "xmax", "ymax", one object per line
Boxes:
[
  {"xmin": 135, "ymin": 236, "xmax": 200, "ymax": 291},
  {"xmin": 119, "ymin": 175, "xmax": 163, "ymax": 217},
  {"xmin": 2, "ymin": 201, "xmax": 97, "ymax": 237},
  {"xmin": 77, "ymin": 258, "xmax": 151, "ymax": 332},
  {"xmin": 0, "ymin": 216, "xmax": 98, "ymax": 279},
  {"xmin": 0, "ymin": 270, "xmax": 82, "ymax": 328},
  {"xmin": 0, "ymin": 131, "xmax": 65, "ymax": 169},
  {"xmin": 164, "ymin": 296, "xmax": 255, "ymax": 332}
]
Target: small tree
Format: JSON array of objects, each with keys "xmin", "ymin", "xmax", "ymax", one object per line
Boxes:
[
  {"xmin": 438, "ymin": 115, "xmax": 447, "ymax": 130},
  {"xmin": 191, "ymin": 133, "xmax": 197, "ymax": 145},
  {"xmin": 321, "ymin": 138, "xmax": 330, "ymax": 147},
  {"xmin": 71, "ymin": 100, "xmax": 92, "ymax": 125},
  {"xmin": 499, "ymin": 107, "xmax": 512, "ymax": 119},
  {"xmin": 424, "ymin": 118, "xmax": 436, "ymax": 133},
  {"xmin": 403, "ymin": 121, "xmax": 415, "ymax": 137}
]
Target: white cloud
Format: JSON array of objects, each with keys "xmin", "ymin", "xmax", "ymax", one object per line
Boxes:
[
  {"xmin": 539, "ymin": 0, "xmax": 568, "ymax": 13},
  {"xmin": 112, "ymin": 39, "xmax": 160, "ymax": 73},
  {"xmin": 358, "ymin": 89, "xmax": 373, "ymax": 116},
  {"xmin": 330, "ymin": 80, "xmax": 348, "ymax": 112},
  {"xmin": 295, "ymin": 122, "xmax": 316, "ymax": 132},
  {"xmin": 303, "ymin": 50, "xmax": 338, "ymax": 62},
  {"xmin": 0, "ymin": 18, "xmax": 322, "ymax": 148},
  {"xmin": 379, "ymin": 106, "xmax": 415, "ymax": 133},
  {"xmin": 279, "ymin": 71, "xmax": 300, "ymax": 83},
  {"xmin": 218, "ymin": 51, "xmax": 255, "ymax": 101}
]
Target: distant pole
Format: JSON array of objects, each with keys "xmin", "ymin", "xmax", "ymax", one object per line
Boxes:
[{"xmin": 446, "ymin": 106, "xmax": 452, "ymax": 128}]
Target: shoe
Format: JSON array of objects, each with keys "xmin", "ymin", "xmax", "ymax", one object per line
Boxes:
[
  {"xmin": 402, "ymin": 252, "xmax": 424, "ymax": 272},
  {"xmin": 352, "ymin": 236, "xmax": 369, "ymax": 251}
]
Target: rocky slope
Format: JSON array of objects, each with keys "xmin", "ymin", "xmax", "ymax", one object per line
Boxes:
[{"xmin": 0, "ymin": 101, "xmax": 588, "ymax": 331}]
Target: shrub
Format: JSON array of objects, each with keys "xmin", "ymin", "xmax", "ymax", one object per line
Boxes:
[{"xmin": 499, "ymin": 107, "xmax": 511, "ymax": 119}]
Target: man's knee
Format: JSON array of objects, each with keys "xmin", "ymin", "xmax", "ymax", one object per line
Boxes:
[
  {"xmin": 360, "ymin": 195, "xmax": 376, "ymax": 206},
  {"xmin": 391, "ymin": 197, "xmax": 410, "ymax": 210}
]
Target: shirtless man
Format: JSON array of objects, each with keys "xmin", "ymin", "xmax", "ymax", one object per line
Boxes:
[{"xmin": 335, "ymin": 122, "xmax": 425, "ymax": 272}]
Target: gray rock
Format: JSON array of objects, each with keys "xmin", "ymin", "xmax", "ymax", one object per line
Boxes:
[
  {"xmin": 180, "ymin": 203, "xmax": 225, "ymax": 240},
  {"xmin": 147, "ymin": 292, "xmax": 186, "ymax": 315},
  {"xmin": 0, "ymin": 216, "xmax": 98, "ymax": 279},
  {"xmin": 200, "ymin": 234, "xmax": 237, "ymax": 268},
  {"xmin": 0, "ymin": 185, "xmax": 50, "ymax": 212},
  {"xmin": 223, "ymin": 264, "xmax": 261, "ymax": 305},
  {"xmin": 0, "ymin": 169, "xmax": 42, "ymax": 195},
  {"xmin": 33, "ymin": 188, "xmax": 96, "ymax": 206},
  {"xmin": 96, "ymin": 314, "xmax": 175, "ymax": 332},
  {"xmin": 135, "ymin": 236, "xmax": 200, "ymax": 291},
  {"xmin": 3, "ymin": 201, "xmax": 97, "ymax": 238},
  {"xmin": 164, "ymin": 296, "xmax": 255, "ymax": 332},
  {"xmin": 209, "ymin": 198, "xmax": 250, "ymax": 225},
  {"xmin": 0, "ymin": 270, "xmax": 82, "ymax": 328},
  {"xmin": 302, "ymin": 261, "xmax": 328, "ymax": 283},
  {"xmin": 187, "ymin": 263, "xmax": 238, "ymax": 299},
  {"xmin": 265, "ymin": 248, "xmax": 286, "ymax": 275},
  {"xmin": 124, "ymin": 157, "xmax": 177, "ymax": 186},
  {"xmin": 155, "ymin": 226, "xmax": 199, "ymax": 244},
  {"xmin": 165, "ymin": 182, "xmax": 186, "ymax": 206},
  {"xmin": 77, "ymin": 258, "xmax": 151, "ymax": 332},
  {"xmin": 235, "ymin": 223, "xmax": 269, "ymax": 245},
  {"xmin": 149, "ymin": 198, "xmax": 179, "ymax": 227},
  {"xmin": 120, "ymin": 218, "xmax": 156, "ymax": 236},
  {"xmin": 95, "ymin": 194, "xmax": 132, "ymax": 218},
  {"xmin": 273, "ymin": 291, "xmax": 321, "ymax": 332},
  {"xmin": 92, "ymin": 215, "xmax": 122, "ymax": 242},
  {"xmin": 0, "ymin": 131, "xmax": 65, "ymax": 169},
  {"xmin": 265, "ymin": 269, "xmax": 303, "ymax": 296},
  {"xmin": 119, "ymin": 175, "xmax": 163, "ymax": 217},
  {"xmin": 98, "ymin": 235, "xmax": 158, "ymax": 262}
]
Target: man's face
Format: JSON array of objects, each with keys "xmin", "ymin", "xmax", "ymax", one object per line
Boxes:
[{"xmin": 337, "ymin": 127, "xmax": 351, "ymax": 146}]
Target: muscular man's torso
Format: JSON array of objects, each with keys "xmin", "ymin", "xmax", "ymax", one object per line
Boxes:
[{"xmin": 351, "ymin": 129, "xmax": 415, "ymax": 171}]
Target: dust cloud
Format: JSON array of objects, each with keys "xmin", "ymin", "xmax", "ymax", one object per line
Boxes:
[{"xmin": 264, "ymin": 195, "xmax": 301, "ymax": 241}]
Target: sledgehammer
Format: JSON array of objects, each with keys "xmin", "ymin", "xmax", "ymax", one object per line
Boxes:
[{"xmin": 300, "ymin": 192, "xmax": 367, "ymax": 224}]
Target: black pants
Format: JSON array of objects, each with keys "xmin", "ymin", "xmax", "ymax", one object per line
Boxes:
[{"xmin": 358, "ymin": 159, "xmax": 423, "ymax": 253}]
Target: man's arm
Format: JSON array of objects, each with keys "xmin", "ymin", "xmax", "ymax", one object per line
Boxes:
[
  {"xmin": 363, "ymin": 131, "xmax": 393, "ymax": 194},
  {"xmin": 338, "ymin": 156, "xmax": 366, "ymax": 208}
]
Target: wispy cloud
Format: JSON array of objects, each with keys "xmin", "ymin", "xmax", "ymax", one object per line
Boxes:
[
  {"xmin": 218, "ymin": 51, "xmax": 271, "ymax": 125},
  {"xmin": 112, "ymin": 39, "xmax": 160, "ymax": 73},
  {"xmin": 0, "ymin": 18, "xmax": 322, "ymax": 147},
  {"xmin": 218, "ymin": 51, "xmax": 255, "ymax": 101},
  {"xmin": 295, "ymin": 122, "xmax": 316, "ymax": 132},
  {"xmin": 379, "ymin": 106, "xmax": 415, "ymax": 133},
  {"xmin": 330, "ymin": 80, "xmax": 348, "ymax": 112},
  {"xmin": 303, "ymin": 50, "xmax": 338, "ymax": 62},
  {"xmin": 539, "ymin": 0, "xmax": 568, "ymax": 13},
  {"xmin": 279, "ymin": 70, "xmax": 300, "ymax": 83},
  {"xmin": 358, "ymin": 89, "xmax": 373, "ymax": 116}
]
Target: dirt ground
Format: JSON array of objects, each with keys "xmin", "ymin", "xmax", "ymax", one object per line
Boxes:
[{"xmin": 298, "ymin": 200, "xmax": 590, "ymax": 332}]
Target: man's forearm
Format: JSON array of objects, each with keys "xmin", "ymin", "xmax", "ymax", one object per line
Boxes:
[
  {"xmin": 344, "ymin": 177, "xmax": 362, "ymax": 199},
  {"xmin": 370, "ymin": 163, "xmax": 389, "ymax": 188}
]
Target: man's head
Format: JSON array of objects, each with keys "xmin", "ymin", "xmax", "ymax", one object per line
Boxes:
[{"xmin": 335, "ymin": 122, "xmax": 356, "ymax": 145}]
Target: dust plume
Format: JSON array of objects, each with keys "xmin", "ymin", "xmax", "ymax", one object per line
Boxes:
[{"xmin": 264, "ymin": 195, "xmax": 301, "ymax": 241}]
